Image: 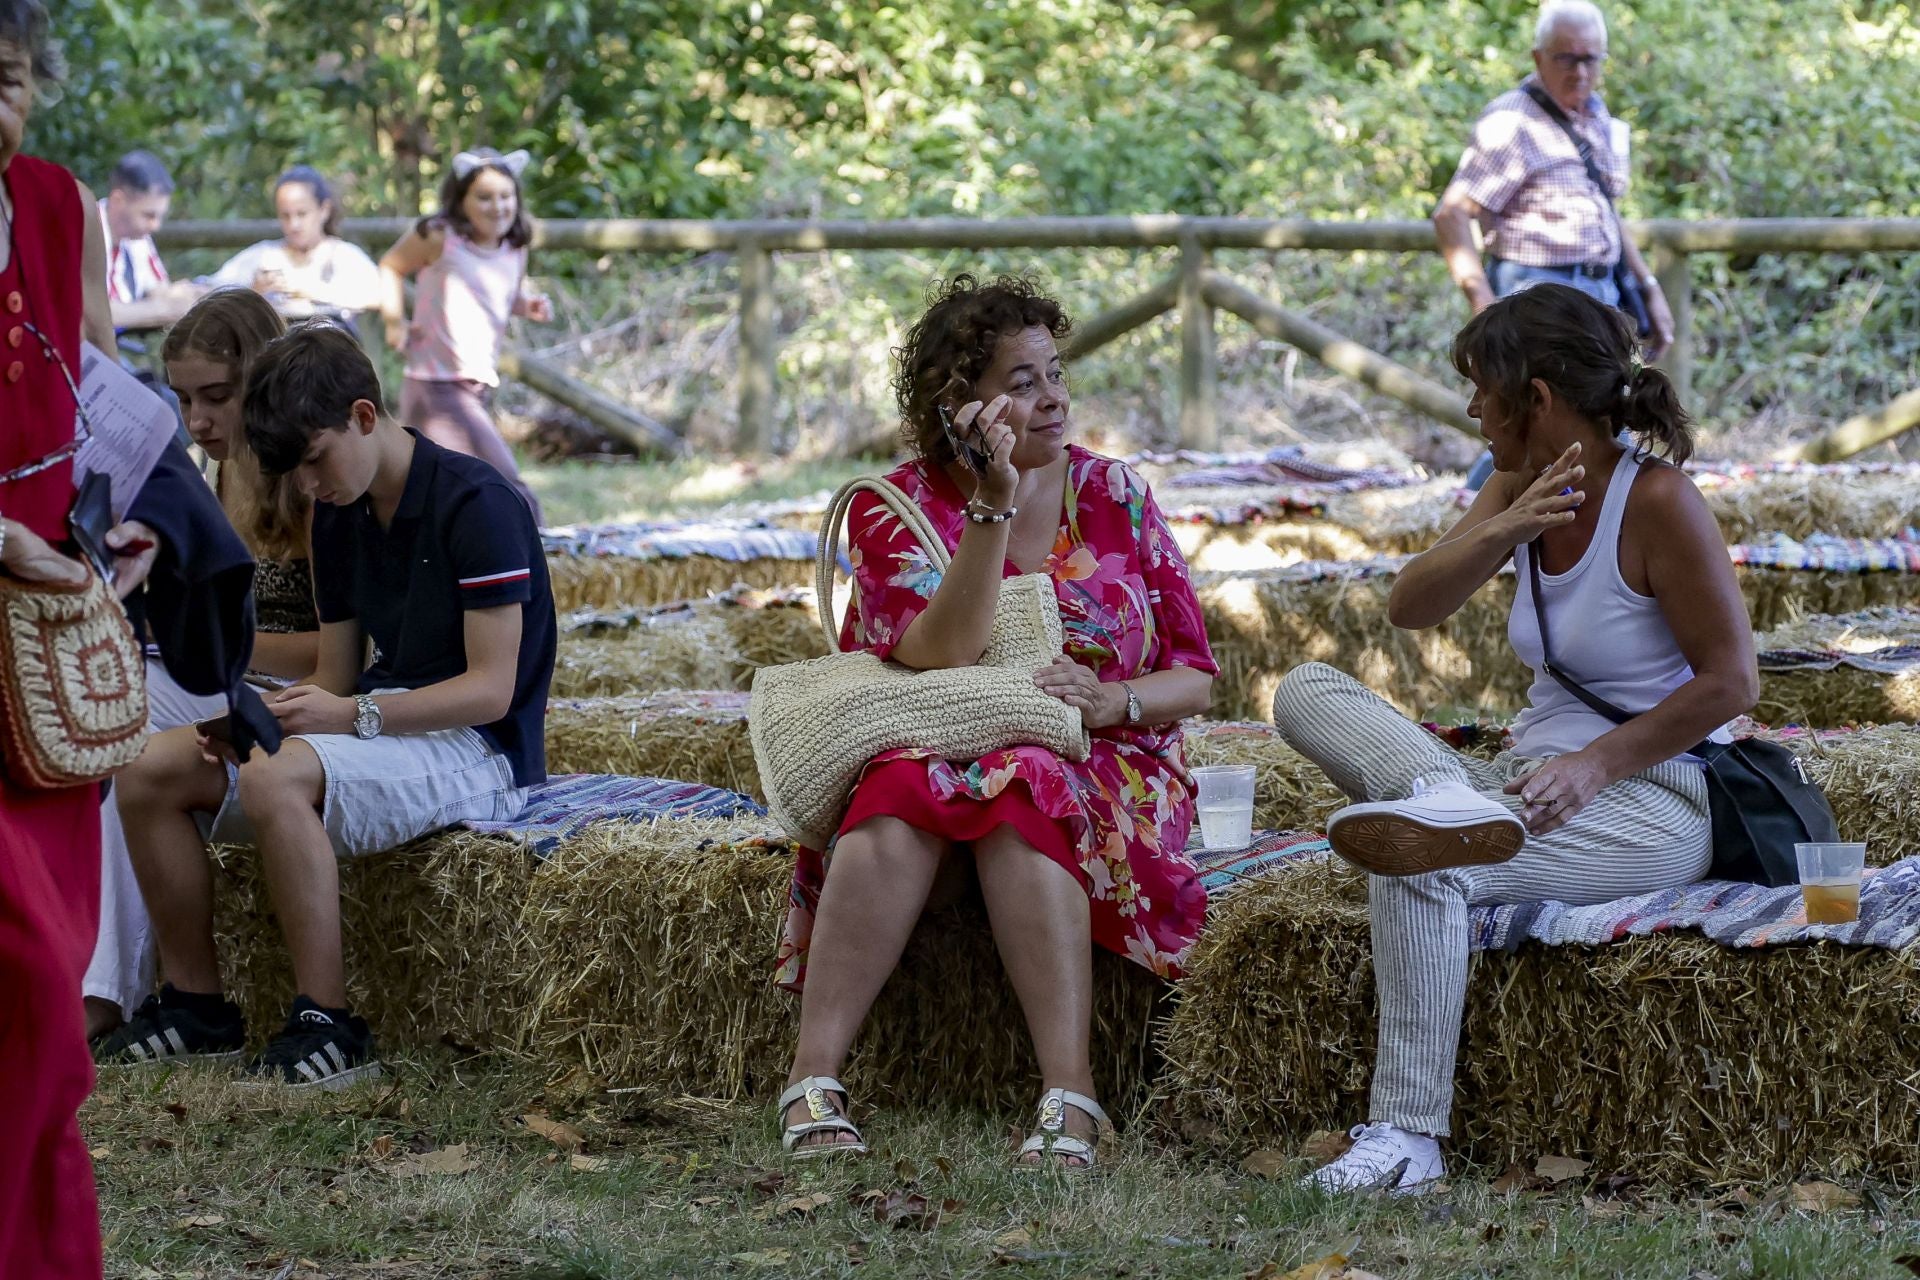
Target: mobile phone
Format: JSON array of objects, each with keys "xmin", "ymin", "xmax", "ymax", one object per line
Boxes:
[
  {"xmin": 193, "ymin": 713, "xmax": 236, "ymax": 745},
  {"xmin": 938, "ymin": 403, "xmax": 991, "ymax": 476}
]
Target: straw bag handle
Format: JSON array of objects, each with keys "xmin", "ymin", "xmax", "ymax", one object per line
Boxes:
[{"xmin": 816, "ymin": 476, "xmax": 953, "ymax": 652}]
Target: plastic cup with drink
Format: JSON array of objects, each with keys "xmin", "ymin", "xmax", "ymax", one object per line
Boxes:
[
  {"xmin": 1192, "ymin": 764, "xmax": 1256, "ymax": 851},
  {"xmin": 1795, "ymin": 841, "xmax": 1866, "ymax": 925}
]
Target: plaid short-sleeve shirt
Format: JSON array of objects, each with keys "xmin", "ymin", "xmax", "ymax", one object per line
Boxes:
[{"xmin": 1446, "ymin": 75, "xmax": 1628, "ymax": 268}]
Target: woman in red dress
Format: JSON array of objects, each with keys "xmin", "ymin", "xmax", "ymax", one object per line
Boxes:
[
  {"xmin": 1, "ymin": 6, "xmax": 125, "ymax": 1274},
  {"xmin": 775, "ymin": 276, "xmax": 1217, "ymax": 1167}
]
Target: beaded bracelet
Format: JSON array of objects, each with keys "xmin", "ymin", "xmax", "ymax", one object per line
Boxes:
[{"xmin": 966, "ymin": 503, "xmax": 1017, "ymax": 525}]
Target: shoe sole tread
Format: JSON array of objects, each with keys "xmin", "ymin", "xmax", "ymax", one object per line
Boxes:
[{"xmin": 1329, "ymin": 812, "xmax": 1524, "ymax": 876}]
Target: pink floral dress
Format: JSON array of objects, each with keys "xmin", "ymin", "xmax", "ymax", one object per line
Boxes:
[{"xmin": 775, "ymin": 445, "xmax": 1218, "ymax": 991}]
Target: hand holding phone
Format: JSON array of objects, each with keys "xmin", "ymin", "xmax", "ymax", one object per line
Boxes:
[{"xmin": 938, "ymin": 403, "xmax": 992, "ymax": 476}]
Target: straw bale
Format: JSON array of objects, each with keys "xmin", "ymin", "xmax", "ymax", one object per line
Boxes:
[
  {"xmin": 550, "ymin": 594, "xmax": 827, "ymax": 699},
  {"xmin": 1198, "ymin": 561, "xmax": 1920, "ymax": 723},
  {"xmin": 544, "ymin": 694, "xmax": 761, "ymax": 798},
  {"xmin": 1751, "ymin": 609, "xmax": 1920, "ymax": 727},
  {"xmin": 1161, "ymin": 858, "xmax": 1920, "ymax": 1185},
  {"xmin": 210, "ymin": 831, "xmax": 535, "ymax": 1050},
  {"xmin": 1198, "ymin": 566, "xmax": 1526, "ymax": 723},
  {"xmin": 1785, "ymin": 724, "xmax": 1920, "ymax": 864},
  {"xmin": 547, "ymin": 553, "xmax": 809, "ymax": 614},
  {"xmin": 519, "ymin": 818, "xmax": 1167, "ymax": 1111},
  {"xmin": 1705, "ymin": 467, "xmax": 1920, "ymax": 545}
]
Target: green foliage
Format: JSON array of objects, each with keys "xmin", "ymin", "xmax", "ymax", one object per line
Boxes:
[{"xmin": 29, "ymin": 2, "xmax": 1920, "ymax": 444}]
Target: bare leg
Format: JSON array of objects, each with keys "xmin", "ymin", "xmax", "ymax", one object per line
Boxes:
[
  {"xmin": 784, "ymin": 816, "xmax": 948, "ymax": 1146},
  {"xmin": 83, "ymin": 998, "xmax": 120, "ymax": 1041},
  {"xmin": 116, "ymin": 728, "xmax": 234, "ymax": 995},
  {"xmin": 235, "ymin": 742, "xmax": 346, "ymax": 1009},
  {"xmin": 972, "ymin": 826, "xmax": 1097, "ymax": 1165}
]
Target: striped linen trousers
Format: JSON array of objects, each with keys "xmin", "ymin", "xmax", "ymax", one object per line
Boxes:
[{"xmin": 1271, "ymin": 663, "xmax": 1711, "ymax": 1137}]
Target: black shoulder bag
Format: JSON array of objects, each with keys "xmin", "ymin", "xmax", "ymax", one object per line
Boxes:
[
  {"xmin": 1517, "ymin": 82, "xmax": 1652, "ymax": 339},
  {"xmin": 1524, "ymin": 541, "xmax": 1837, "ymax": 886}
]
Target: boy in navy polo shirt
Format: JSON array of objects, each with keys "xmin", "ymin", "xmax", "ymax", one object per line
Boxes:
[{"xmin": 101, "ymin": 324, "xmax": 555, "ymax": 1087}]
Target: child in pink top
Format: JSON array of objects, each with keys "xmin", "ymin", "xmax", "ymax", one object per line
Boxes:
[{"xmin": 379, "ymin": 147, "xmax": 550, "ymax": 520}]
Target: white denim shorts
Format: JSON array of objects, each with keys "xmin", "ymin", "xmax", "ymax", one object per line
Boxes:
[{"xmin": 203, "ymin": 697, "xmax": 527, "ymax": 858}]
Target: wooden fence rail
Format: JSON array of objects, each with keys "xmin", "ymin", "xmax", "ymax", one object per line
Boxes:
[{"xmin": 156, "ymin": 217, "xmax": 1920, "ymax": 459}]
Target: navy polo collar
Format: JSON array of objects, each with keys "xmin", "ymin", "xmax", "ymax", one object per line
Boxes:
[{"xmin": 390, "ymin": 428, "xmax": 439, "ymax": 522}]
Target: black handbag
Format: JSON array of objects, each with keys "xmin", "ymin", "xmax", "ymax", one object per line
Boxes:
[
  {"xmin": 1517, "ymin": 82, "xmax": 1653, "ymax": 339},
  {"xmin": 1524, "ymin": 542, "xmax": 1838, "ymax": 886}
]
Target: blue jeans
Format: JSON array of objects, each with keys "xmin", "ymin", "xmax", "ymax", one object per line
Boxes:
[{"xmin": 1464, "ymin": 261, "xmax": 1623, "ymax": 490}]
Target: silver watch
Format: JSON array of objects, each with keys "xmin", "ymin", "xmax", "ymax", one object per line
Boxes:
[
  {"xmin": 1120, "ymin": 681, "xmax": 1142, "ymax": 725},
  {"xmin": 352, "ymin": 693, "xmax": 383, "ymax": 740}
]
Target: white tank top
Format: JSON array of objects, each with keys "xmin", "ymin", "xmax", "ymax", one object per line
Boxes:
[
  {"xmin": 1507, "ymin": 449, "xmax": 1731, "ymax": 759},
  {"xmin": 404, "ymin": 229, "xmax": 525, "ymax": 386}
]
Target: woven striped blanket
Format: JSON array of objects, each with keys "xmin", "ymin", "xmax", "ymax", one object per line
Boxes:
[
  {"xmin": 1160, "ymin": 446, "xmax": 1421, "ymax": 494},
  {"xmin": 1193, "ymin": 830, "xmax": 1920, "ymax": 953},
  {"xmin": 462, "ymin": 773, "xmax": 766, "ymax": 856},
  {"xmin": 543, "ymin": 520, "xmax": 815, "ymax": 564},
  {"xmin": 561, "ymin": 584, "xmax": 814, "ymax": 636},
  {"xmin": 1730, "ymin": 533, "xmax": 1920, "ymax": 574}
]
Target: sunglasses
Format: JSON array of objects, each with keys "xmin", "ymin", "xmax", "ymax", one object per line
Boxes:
[{"xmin": 0, "ymin": 320, "xmax": 95, "ymax": 488}]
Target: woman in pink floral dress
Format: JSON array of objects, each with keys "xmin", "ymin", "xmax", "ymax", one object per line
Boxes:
[{"xmin": 775, "ymin": 276, "xmax": 1217, "ymax": 1167}]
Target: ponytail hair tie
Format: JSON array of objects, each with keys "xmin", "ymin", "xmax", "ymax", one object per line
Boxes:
[{"xmin": 1622, "ymin": 355, "xmax": 1645, "ymax": 401}]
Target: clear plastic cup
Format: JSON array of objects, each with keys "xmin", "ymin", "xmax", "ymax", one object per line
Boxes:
[
  {"xmin": 1192, "ymin": 764, "xmax": 1257, "ymax": 851},
  {"xmin": 1795, "ymin": 842, "xmax": 1866, "ymax": 925}
]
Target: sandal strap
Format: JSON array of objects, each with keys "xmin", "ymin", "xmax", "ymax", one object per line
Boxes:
[
  {"xmin": 777, "ymin": 1075, "xmax": 850, "ymax": 1118},
  {"xmin": 1035, "ymin": 1087, "xmax": 1110, "ymax": 1138},
  {"xmin": 1020, "ymin": 1131, "xmax": 1097, "ymax": 1166},
  {"xmin": 781, "ymin": 1115, "xmax": 865, "ymax": 1152}
]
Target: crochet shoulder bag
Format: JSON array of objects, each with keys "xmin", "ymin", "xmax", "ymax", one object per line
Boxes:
[
  {"xmin": 749, "ymin": 475, "xmax": 1091, "ymax": 848},
  {"xmin": 0, "ymin": 560, "xmax": 149, "ymax": 790}
]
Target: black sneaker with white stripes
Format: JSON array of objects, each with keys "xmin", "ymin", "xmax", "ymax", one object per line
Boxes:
[
  {"xmin": 247, "ymin": 997, "xmax": 381, "ymax": 1090},
  {"xmin": 93, "ymin": 988, "xmax": 246, "ymax": 1067}
]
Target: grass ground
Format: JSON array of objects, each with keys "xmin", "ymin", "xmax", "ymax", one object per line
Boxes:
[{"xmin": 88, "ymin": 1051, "xmax": 1920, "ymax": 1280}]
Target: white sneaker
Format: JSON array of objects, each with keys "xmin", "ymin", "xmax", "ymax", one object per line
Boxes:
[
  {"xmin": 1326, "ymin": 776, "xmax": 1525, "ymax": 877},
  {"xmin": 1306, "ymin": 1122, "xmax": 1446, "ymax": 1195}
]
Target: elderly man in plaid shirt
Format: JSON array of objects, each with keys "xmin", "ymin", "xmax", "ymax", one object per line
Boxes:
[{"xmin": 1434, "ymin": 0, "xmax": 1673, "ymax": 485}]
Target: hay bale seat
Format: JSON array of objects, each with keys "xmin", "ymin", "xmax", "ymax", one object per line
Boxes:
[
  {"xmin": 1166, "ymin": 464, "xmax": 1920, "ymax": 576},
  {"xmin": 1753, "ymin": 608, "xmax": 1920, "ymax": 728},
  {"xmin": 1199, "ymin": 539, "xmax": 1920, "ymax": 724},
  {"xmin": 543, "ymin": 521, "xmax": 817, "ymax": 614},
  {"xmin": 1160, "ymin": 858, "xmax": 1920, "ymax": 1186},
  {"xmin": 545, "ymin": 692, "xmax": 761, "ymax": 798},
  {"xmin": 212, "ymin": 811, "xmax": 1166, "ymax": 1114},
  {"xmin": 551, "ymin": 589, "xmax": 827, "ymax": 699}
]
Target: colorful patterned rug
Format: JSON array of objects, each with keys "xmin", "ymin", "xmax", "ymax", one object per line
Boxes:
[
  {"xmin": 543, "ymin": 520, "xmax": 816, "ymax": 564},
  {"xmin": 462, "ymin": 773, "xmax": 766, "ymax": 856},
  {"xmin": 561, "ymin": 584, "xmax": 815, "ymax": 636},
  {"xmin": 1160, "ymin": 445, "xmax": 1423, "ymax": 494},
  {"xmin": 1730, "ymin": 533, "xmax": 1920, "ymax": 574}
]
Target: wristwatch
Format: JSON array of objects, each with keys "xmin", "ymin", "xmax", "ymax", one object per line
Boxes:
[
  {"xmin": 353, "ymin": 693, "xmax": 384, "ymax": 740},
  {"xmin": 1120, "ymin": 681, "xmax": 1142, "ymax": 726}
]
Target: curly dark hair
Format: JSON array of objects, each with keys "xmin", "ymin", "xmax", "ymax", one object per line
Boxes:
[
  {"xmin": 891, "ymin": 274, "xmax": 1072, "ymax": 463},
  {"xmin": 0, "ymin": 0, "xmax": 64, "ymax": 84}
]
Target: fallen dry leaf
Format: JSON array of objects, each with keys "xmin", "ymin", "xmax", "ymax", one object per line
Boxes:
[
  {"xmin": 994, "ymin": 1228, "xmax": 1034, "ymax": 1249},
  {"xmin": 1582, "ymin": 1194, "xmax": 1627, "ymax": 1220},
  {"xmin": 87, "ymin": 1145, "xmax": 111, "ymax": 1160},
  {"xmin": 748, "ymin": 1169, "xmax": 787, "ymax": 1197},
  {"xmin": 1535, "ymin": 1155, "xmax": 1592, "ymax": 1184},
  {"xmin": 862, "ymin": 1188, "xmax": 961, "ymax": 1231},
  {"xmin": 174, "ymin": 1214, "xmax": 224, "ymax": 1230},
  {"xmin": 931, "ymin": 1155, "xmax": 955, "ymax": 1178},
  {"xmin": 385, "ymin": 1144, "xmax": 474, "ymax": 1178},
  {"xmin": 367, "ymin": 1134, "xmax": 395, "ymax": 1160},
  {"xmin": 845, "ymin": 1241, "xmax": 869, "ymax": 1265},
  {"xmin": 521, "ymin": 1113, "xmax": 587, "ymax": 1151},
  {"xmin": 1789, "ymin": 1181, "xmax": 1861, "ymax": 1213},
  {"xmin": 730, "ymin": 1248, "xmax": 792, "ymax": 1267},
  {"xmin": 1299, "ymin": 1129, "xmax": 1354, "ymax": 1163},
  {"xmin": 1241, "ymin": 1148, "xmax": 1289, "ymax": 1179},
  {"xmin": 569, "ymin": 1154, "xmax": 609, "ymax": 1173},
  {"xmin": 163, "ymin": 1102, "xmax": 189, "ymax": 1124},
  {"xmin": 1491, "ymin": 1163, "xmax": 1537, "ymax": 1194},
  {"xmin": 769, "ymin": 1191, "xmax": 833, "ymax": 1219},
  {"xmin": 691, "ymin": 1195, "xmax": 726, "ymax": 1208},
  {"xmin": 1257, "ymin": 1251, "xmax": 1350, "ymax": 1280}
]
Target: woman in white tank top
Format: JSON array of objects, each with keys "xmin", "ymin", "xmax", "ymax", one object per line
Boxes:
[{"xmin": 1271, "ymin": 283, "xmax": 1758, "ymax": 1195}]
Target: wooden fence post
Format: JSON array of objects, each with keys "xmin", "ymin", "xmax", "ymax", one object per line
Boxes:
[
  {"xmin": 1178, "ymin": 235, "xmax": 1218, "ymax": 451},
  {"xmin": 1651, "ymin": 242, "xmax": 1693, "ymax": 409},
  {"xmin": 738, "ymin": 236, "xmax": 776, "ymax": 453}
]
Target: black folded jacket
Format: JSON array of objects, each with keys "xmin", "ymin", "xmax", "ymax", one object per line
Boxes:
[{"xmin": 125, "ymin": 437, "xmax": 284, "ymax": 760}]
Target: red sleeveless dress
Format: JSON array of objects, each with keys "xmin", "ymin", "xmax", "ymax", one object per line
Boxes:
[{"xmin": 0, "ymin": 153, "xmax": 106, "ymax": 1279}]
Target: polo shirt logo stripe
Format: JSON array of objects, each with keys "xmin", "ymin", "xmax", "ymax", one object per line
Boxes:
[{"xmin": 459, "ymin": 569, "xmax": 532, "ymax": 588}]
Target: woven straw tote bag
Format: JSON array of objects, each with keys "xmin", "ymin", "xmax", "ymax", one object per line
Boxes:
[
  {"xmin": 749, "ymin": 476, "xmax": 1091, "ymax": 848},
  {"xmin": 0, "ymin": 564, "xmax": 149, "ymax": 789}
]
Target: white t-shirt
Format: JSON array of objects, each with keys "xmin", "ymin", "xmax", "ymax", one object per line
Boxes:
[{"xmin": 209, "ymin": 236, "xmax": 382, "ymax": 316}]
